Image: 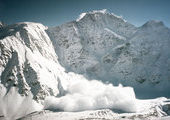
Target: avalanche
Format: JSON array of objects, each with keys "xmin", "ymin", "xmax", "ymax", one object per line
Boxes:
[
  {"xmin": 44, "ymin": 80, "xmax": 137, "ymax": 112},
  {"xmin": 0, "ymin": 84, "xmax": 42, "ymax": 120}
]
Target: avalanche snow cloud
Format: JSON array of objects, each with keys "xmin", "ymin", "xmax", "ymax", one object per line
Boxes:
[
  {"xmin": 44, "ymin": 79, "xmax": 137, "ymax": 112},
  {"xmin": 0, "ymin": 9, "xmax": 170, "ymax": 119},
  {"xmin": 0, "ymin": 85, "xmax": 42, "ymax": 119}
]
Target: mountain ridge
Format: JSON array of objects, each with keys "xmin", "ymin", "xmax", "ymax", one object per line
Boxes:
[{"xmin": 47, "ymin": 10, "xmax": 170, "ymax": 98}]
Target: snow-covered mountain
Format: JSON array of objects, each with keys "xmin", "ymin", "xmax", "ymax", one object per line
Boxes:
[
  {"xmin": 47, "ymin": 9, "xmax": 170, "ymax": 98},
  {"xmin": 0, "ymin": 22, "xmax": 5, "ymax": 28},
  {"xmin": 0, "ymin": 10, "xmax": 170, "ymax": 119},
  {"xmin": 0, "ymin": 22, "xmax": 61, "ymax": 101},
  {"xmin": 0, "ymin": 20, "xmax": 139, "ymax": 119}
]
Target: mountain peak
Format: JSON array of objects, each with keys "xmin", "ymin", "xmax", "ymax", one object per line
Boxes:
[
  {"xmin": 142, "ymin": 20, "xmax": 165, "ymax": 28},
  {"xmin": 76, "ymin": 9, "xmax": 126, "ymax": 22},
  {"xmin": 90, "ymin": 9, "xmax": 108, "ymax": 14},
  {"xmin": 76, "ymin": 9, "xmax": 107, "ymax": 22},
  {"xmin": 0, "ymin": 21, "xmax": 6, "ymax": 28}
]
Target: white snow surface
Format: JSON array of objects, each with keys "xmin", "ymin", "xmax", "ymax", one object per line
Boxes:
[
  {"xmin": 20, "ymin": 97, "xmax": 170, "ymax": 120},
  {"xmin": 0, "ymin": 84, "xmax": 42, "ymax": 120},
  {"xmin": 76, "ymin": 13, "xmax": 87, "ymax": 22},
  {"xmin": 44, "ymin": 81, "xmax": 137, "ymax": 112}
]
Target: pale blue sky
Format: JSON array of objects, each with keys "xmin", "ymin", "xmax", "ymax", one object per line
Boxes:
[{"xmin": 0, "ymin": 0, "xmax": 170, "ymax": 27}]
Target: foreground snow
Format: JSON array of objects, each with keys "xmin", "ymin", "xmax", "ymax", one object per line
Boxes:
[
  {"xmin": 19, "ymin": 98, "xmax": 170, "ymax": 120},
  {"xmin": 1, "ymin": 79, "xmax": 170, "ymax": 120},
  {"xmin": 0, "ymin": 91, "xmax": 169, "ymax": 120}
]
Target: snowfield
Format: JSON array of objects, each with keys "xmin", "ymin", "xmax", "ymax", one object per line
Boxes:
[
  {"xmin": 0, "ymin": 9, "xmax": 170, "ymax": 120},
  {"xmin": 19, "ymin": 97, "xmax": 170, "ymax": 120}
]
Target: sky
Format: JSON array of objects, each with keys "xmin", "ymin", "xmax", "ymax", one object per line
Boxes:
[{"xmin": 0, "ymin": 0, "xmax": 170, "ymax": 27}]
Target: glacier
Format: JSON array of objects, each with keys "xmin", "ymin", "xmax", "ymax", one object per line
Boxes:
[{"xmin": 0, "ymin": 9, "xmax": 170, "ymax": 120}]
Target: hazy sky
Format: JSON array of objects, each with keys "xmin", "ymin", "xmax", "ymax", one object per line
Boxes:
[{"xmin": 0, "ymin": 0, "xmax": 170, "ymax": 27}]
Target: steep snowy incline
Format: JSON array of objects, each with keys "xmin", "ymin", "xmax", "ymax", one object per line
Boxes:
[
  {"xmin": 47, "ymin": 10, "xmax": 170, "ymax": 98},
  {"xmin": 0, "ymin": 22, "xmax": 62, "ymax": 101}
]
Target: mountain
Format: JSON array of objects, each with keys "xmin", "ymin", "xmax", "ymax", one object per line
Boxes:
[
  {"xmin": 0, "ymin": 9, "xmax": 170, "ymax": 119},
  {"xmin": 47, "ymin": 10, "xmax": 170, "ymax": 98},
  {"xmin": 0, "ymin": 21, "xmax": 139, "ymax": 119},
  {"xmin": 0, "ymin": 22, "xmax": 95, "ymax": 119},
  {"xmin": 0, "ymin": 22, "xmax": 61, "ymax": 101},
  {"xmin": 0, "ymin": 22, "xmax": 4, "ymax": 28}
]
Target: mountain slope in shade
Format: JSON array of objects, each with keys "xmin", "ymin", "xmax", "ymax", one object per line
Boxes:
[{"xmin": 47, "ymin": 10, "xmax": 170, "ymax": 98}]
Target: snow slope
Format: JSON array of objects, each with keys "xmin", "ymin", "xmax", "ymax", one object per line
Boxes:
[
  {"xmin": 0, "ymin": 22, "xmax": 61, "ymax": 101},
  {"xmin": 20, "ymin": 98, "xmax": 170, "ymax": 120}
]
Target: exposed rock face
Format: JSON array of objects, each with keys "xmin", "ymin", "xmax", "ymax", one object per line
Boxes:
[{"xmin": 47, "ymin": 10, "xmax": 170, "ymax": 98}]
